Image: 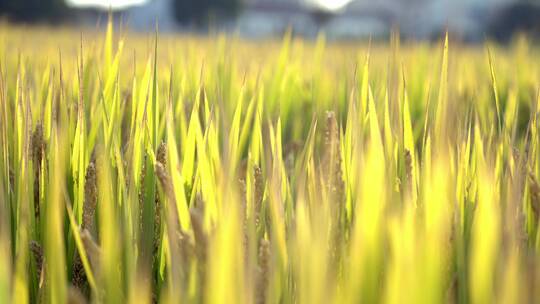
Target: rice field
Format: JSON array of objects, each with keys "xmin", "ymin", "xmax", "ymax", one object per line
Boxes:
[{"xmin": 1, "ymin": 21, "xmax": 540, "ymax": 303}]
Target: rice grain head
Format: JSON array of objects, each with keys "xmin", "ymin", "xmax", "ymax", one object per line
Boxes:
[
  {"xmin": 256, "ymin": 238, "xmax": 270, "ymax": 304},
  {"xmin": 323, "ymin": 111, "xmax": 344, "ymax": 205},
  {"xmin": 82, "ymin": 158, "xmax": 97, "ymax": 231},
  {"xmin": 528, "ymin": 172, "xmax": 540, "ymax": 219},
  {"xmin": 29, "ymin": 240, "xmax": 44, "ymax": 287},
  {"xmin": 31, "ymin": 123, "xmax": 45, "ymax": 218}
]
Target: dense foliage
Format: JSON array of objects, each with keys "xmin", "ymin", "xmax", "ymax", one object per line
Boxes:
[
  {"xmin": 0, "ymin": 0, "xmax": 66, "ymax": 21},
  {"xmin": 0, "ymin": 23, "xmax": 540, "ymax": 303},
  {"xmin": 172, "ymin": 0, "xmax": 242, "ymax": 27}
]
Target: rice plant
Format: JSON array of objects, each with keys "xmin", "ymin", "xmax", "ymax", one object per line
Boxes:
[{"xmin": 0, "ymin": 22, "xmax": 539, "ymax": 304}]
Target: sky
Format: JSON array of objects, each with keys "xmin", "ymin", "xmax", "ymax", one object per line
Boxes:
[
  {"xmin": 67, "ymin": 0, "xmax": 353, "ymax": 11},
  {"xmin": 307, "ymin": 0, "xmax": 352, "ymax": 11},
  {"xmin": 67, "ymin": 0, "xmax": 148, "ymax": 9}
]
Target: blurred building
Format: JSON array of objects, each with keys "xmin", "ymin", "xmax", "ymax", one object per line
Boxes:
[
  {"xmin": 344, "ymin": 0, "xmax": 513, "ymax": 40},
  {"xmin": 74, "ymin": 0, "xmax": 540, "ymax": 41},
  {"xmin": 236, "ymin": 0, "xmax": 518, "ymax": 40},
  {"xmin": 128, "ymin": 0, "xmax": 177, "ymax": 31}
]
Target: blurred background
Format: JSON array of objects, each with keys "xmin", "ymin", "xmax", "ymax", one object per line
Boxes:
[{"xmin": 0, "ymin": 0, "xmax": 540, "ymax": 41}]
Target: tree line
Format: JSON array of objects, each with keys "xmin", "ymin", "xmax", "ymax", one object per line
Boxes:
[{"xmin": 0, "ymin": 0, "xmax": 242, "ymax": 25}]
